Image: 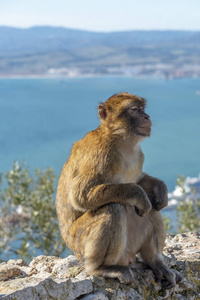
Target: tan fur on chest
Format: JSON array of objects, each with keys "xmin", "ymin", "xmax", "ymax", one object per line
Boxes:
[{"xmin": 113, "ymin": 139, "xmax": 144, "ymax": 184}]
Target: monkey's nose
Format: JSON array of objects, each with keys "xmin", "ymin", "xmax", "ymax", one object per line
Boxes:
[{"xmin": 144, "ymin": 115, "xmax": 152, "ymax": 127}]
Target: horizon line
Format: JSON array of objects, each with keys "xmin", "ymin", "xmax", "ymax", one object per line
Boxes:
[{"xmin": 0, "ymin": 24, "xmax": 200, "ymax": 33}]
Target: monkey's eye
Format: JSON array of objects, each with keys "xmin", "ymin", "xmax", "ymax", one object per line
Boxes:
[
  {"xmin": 130, "ymin": 106, "xmax": 138, "ymax": 111},
  {"xmin": 130, "ymin": 106, "xmax": 144, "ymax": 113}
]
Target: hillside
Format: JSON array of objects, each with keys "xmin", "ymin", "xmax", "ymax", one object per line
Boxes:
[{"xmin": 0, "ymin": 26, "xmax": 200, "ymax": 78}]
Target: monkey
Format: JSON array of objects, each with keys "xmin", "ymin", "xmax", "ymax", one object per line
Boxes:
[{"xmin": 56, "ymin": 92, "xmax": 182, "ymax": 289}]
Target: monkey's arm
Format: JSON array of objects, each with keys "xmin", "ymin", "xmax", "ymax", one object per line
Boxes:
[
  {"xmin": 137, "ymin": 173, "xmax": 168, "ymax": 211},
  {"xmin": 76, "ymin": 182, "xmax": 152, "ymax": 216}
]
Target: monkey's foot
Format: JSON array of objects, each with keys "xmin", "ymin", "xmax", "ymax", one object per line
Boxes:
[
  {"xmin": 161, "ymin": 269, "xmax": 183, "ymax": 289},
  {"xmin": 152, "ymin": 263, "xmax": 183, "ymax": 290},
  {"xmin": 173, "ymin": 269, "xmax": 183, "ymax": 284},
  {"xmin": 96, "ymin": 266, "xmax": 137, "ymax": 285},
  {"xmin": 117, "ymin": 267, "xmax": 137, "ymax": 285}
]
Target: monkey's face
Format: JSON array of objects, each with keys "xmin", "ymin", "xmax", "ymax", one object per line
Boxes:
[
  {"xmin": 126, "ymin": 104, "xmax": 152, "ymax": 137},
  {"xmin": 98, "ymin": 93, "xmax": 152, "ymax": 138}
]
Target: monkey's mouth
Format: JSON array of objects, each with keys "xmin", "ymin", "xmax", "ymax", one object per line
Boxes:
[
  {"xmin": 138, "ymin": 125, "xmax": 151, "ymax": 129},
  {"xmin": 138, "ymin": 124, "xmax": 152, "ymax": 131},
  {"xmin": 139, "ymin": 119, "xmax": 152, "ymax": 129},
  {"xmin": 137, "ymin": 125, "xmax": 152, "ymax": 136}
]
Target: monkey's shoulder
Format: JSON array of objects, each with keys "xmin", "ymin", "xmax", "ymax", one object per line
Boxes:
[
  {"xmin": 71, "ymin": 129, "xmax": 117, "ymax": 158},
  {"xmin": 65, "ymin": 129, "xmax": 120, "ymax": 175}
]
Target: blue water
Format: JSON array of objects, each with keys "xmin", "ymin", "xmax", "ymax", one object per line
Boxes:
[{"xmin": 0, "ymin": 77, "xmax": 200, "ymax": 193}]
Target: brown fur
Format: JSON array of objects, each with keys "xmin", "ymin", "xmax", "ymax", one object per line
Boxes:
[{"xmin": 56, "ymin": 92, "xmax": 182, "ymax": 289}]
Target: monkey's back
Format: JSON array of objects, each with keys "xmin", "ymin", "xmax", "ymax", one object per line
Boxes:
[{"xmin": 56, "ymin": 127, "xmax": 119, "ymax": 251}]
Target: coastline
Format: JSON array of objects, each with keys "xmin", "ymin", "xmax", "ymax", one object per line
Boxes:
[{"xmin": 0, "ymin": 73, "xmax": 200, "ymax": 80}]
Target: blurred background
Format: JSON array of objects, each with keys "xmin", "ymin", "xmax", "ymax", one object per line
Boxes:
[{"xmin": 0, "ymin": 0, "xmax": 200, "ymax": 261}]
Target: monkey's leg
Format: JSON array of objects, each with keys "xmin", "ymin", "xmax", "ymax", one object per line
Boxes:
[
  {"xmin": 70, "ymin": 203, "xmax": 136, "ymax": 284},
  {"xmin": 140, "ymin": 240, "xmax": 178, "ymax": 289},
  {"xmin": 139, "ymin": 212, "xmax": 182, "ymax": 289}
]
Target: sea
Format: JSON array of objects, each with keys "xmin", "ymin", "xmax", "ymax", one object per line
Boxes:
[{"xmin": 0, "ymin": 76, "xmax": 200, "ymax": 228}]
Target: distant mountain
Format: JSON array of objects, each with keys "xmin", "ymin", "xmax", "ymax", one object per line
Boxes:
[
  {"xmin": 0, "ymin": 26, "xmax": 200, "ymax": 78},
  {"xmin": 0, "ymin": 26, "xmax": 200, "ymax": 54}
]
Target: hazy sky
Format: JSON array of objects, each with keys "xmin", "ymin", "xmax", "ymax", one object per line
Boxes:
[{"xmin": 1, "ymin": 0, "xmax": 200, "ymax": 32}]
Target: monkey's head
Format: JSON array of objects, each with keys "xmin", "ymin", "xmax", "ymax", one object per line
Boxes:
[{"xmin": 98, "ymin": 92, "xmax": 152, "ymax": 138}]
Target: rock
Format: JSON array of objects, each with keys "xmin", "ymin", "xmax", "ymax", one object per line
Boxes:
[
  {"xmin": 0, "ymin": 277, "xmax": 93, "ymax": 300},
  {"xmin": 0, "ymin": 232, "xmax": 199, "ymax": 299},
  {"xmin": 116, "ymin": 288, "xmax": 142, "ymax": 300},
  {"xmin": 0, "ymin": 263, "xmax": 26, "ymax": 281},
  {"xmin": 81, "ymin": 292, "xmax": 109, "ymax": 300},
  {"xmin": 7, "ymin": 259, "xmax": 27, "ymax": 267},
  {"xmin": 32, "ymin": 270, "xmax": 56, "ymax": 279},
  {"xmin": 164, "ymin": 231, "xmax": 200, "ymax": 295},
  {"xmin": 52, "ymin": 255, "xmax": 82, "ymax": 278},
  {"xmin": 29, "ymin": 255, "xmax": 60, "ymax": 272}
]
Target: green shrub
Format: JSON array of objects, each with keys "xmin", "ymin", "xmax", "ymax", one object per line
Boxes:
[
  {"xmin": 0, "ymin": 162, "xmax": 67, "ymax": 261},
  {"xmin": 163, "ymin": 214, "xmax": 172, "ymax": 233},
  {"xmin": 176, "ymin": 175, "xmax": 200, "ymax": 233}
]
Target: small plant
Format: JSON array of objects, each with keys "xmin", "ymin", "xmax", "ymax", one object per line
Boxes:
[
  {"xmin": 0, "ymin": 162, "xmax": 67, "ymax": 261},
  {"xmin": 163, "ymin": 214, "xmax": 172, "ymax": 233},
  {"xmin": 176, "ymin": 175, "xmax": 200, "ymax": 233}
]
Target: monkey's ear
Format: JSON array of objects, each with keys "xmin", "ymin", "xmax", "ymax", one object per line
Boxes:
[{"xmin": 98, "ymin": 103, "xmax": 107, "ymax": 120}]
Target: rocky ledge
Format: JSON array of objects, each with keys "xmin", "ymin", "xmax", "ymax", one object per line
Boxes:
[{"xmin": 0, "ymin": 232, "xmax": 199, "ymax": 300}]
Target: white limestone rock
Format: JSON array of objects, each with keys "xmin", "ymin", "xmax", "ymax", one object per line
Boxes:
[
  {"xmin": 0, "ymin": 277, "xmax": 93, "ymax": 300},
  {"xmin": 0, "ymin": 232, "xmax": 199, "ymax": 299},
  {"xmin": 81, "ymin": 292, "xmax": 109, "ymax": 300}
]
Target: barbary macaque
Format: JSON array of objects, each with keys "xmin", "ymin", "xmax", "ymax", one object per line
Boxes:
[{"xmin": 56, "ymin": 92, "xmax": 182, "ymax": 289}]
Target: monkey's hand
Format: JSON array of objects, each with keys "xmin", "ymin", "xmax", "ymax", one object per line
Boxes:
[
  {"xmin": 137, "ymin": 174, "xmax": 168, "ymax": 211},
  {"xmin": 150, "ymin": 180, "xmax": 168, "ymax": 211},
  {"xmin": 127, "ymin": 185, "xmax": 152, "ymax": 217}
]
